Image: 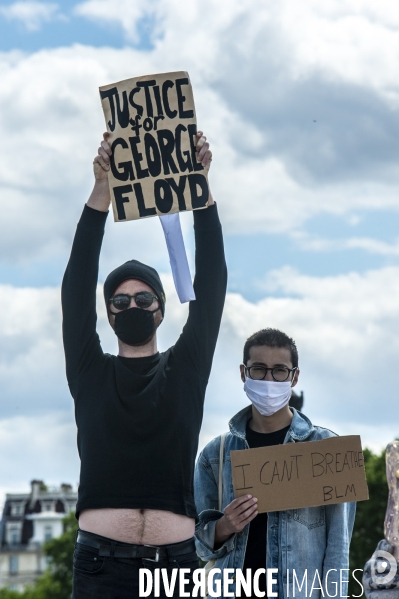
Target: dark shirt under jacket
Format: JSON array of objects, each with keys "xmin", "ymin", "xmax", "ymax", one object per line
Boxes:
[
  {"xmin": 242, "ymin": 423, "xmax": 290, "ymax": 599},
  {"xmin": 61, "ymin": 203, "xmax": 227, "ymax": 519}
]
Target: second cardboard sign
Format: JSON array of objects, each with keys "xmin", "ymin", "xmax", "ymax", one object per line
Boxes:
[{"xmin": 231, "ymin": 435, "xmax": 369, "ymax": 513}]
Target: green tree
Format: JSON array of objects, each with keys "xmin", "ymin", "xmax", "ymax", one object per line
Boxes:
[
  {"xmin": 0, "ymin": 590, "xmax": 22, "ymax": 599},
  {"xmin": 41, "ymin": 512, "xmax": 77, "ymax": 597},
  {"xmin": 349, "ymin": 446, "xmax": 388, "ymax": 597}
]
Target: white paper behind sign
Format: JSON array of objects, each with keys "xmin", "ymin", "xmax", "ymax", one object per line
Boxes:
[{"xmin": 159, "ymin": 213, "xmax": 195, "ymax": 303}]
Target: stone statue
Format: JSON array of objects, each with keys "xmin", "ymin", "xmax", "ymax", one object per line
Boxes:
[{"xmin": 363, "ymin": 441, "xmax": 399, "ymax": 598}]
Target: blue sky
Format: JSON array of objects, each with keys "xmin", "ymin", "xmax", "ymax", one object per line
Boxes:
[
  {"xmin": 0, "ymin": 0, "xmax": 154, "ymax": 51},
  {"xmin": 0, "ymin": 0, "xmax": 399, "ymax": 504}
]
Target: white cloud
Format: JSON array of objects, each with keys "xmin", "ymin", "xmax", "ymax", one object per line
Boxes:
[
  {"xmin": 291, "ymin": 234, "xmax": 399, "ymax": 256},
  {"xmin": 74, "ymin": 0, "xmax": 151, "ymax": 43},
  {"xmin": 0, "ymin": 1, "xmax": 60, "ymax": 31},
  {"xmin": 73, "ymin": 0, "xmax": 399, "ymax": 103},
  {"xmin": 279, "ymin": 0, "xmax": 399, "ymax": 102}
]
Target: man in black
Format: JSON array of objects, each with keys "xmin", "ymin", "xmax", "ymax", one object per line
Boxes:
[{"xmin": 62, "ymin": 130, "xmax": 227, "ymax": 598}]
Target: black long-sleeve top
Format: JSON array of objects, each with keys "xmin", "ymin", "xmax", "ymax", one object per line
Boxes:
[{"xmin": 62, "ymin": 204, "xmax": 227, "ymax": 518}]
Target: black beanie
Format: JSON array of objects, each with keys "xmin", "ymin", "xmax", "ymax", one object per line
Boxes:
[{"xmin": 103, "ymin": 260, "xmax": 166, "ymax": 316}]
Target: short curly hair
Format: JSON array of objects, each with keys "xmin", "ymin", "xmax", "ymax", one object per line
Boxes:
[{"xmin": 243, "ymin": 328, "xmax": 298, "ymax": 368}]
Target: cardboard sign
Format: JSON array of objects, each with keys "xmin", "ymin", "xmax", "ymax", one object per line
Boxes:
[
  {"xmin": 99, "ymin": 71, "xmax": 209, "ymax": 222},
  {"xmin": 231, "ymin": 435, "xmax": 368, "ymax": 513}
]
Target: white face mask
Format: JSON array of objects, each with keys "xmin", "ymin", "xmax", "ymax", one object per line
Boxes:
[{"xmin": 244, "ymin": 377, "xmax": 293, "ymax": 416}]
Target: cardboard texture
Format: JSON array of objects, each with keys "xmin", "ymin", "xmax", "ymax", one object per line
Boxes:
[
  {"xmin": 99, "ymin": 71, "xmax": 209, "ymax": 222},
  {"xmin": 231, "ymin": 435, "xmax": 369, "ymax": 513}
]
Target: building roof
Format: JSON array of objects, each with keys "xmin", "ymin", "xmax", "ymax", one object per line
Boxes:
[{"xmin": 0, "ymin": 481, "xmax": 77, "ymax": 550}]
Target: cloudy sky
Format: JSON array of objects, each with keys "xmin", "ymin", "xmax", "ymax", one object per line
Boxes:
[{"xmin": 0, "ymin": 0, "xmax": 398, "ymax": 508}]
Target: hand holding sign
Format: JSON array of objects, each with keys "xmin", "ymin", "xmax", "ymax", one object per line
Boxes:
[
  {"xmin": 215, "ymin": 495, "xmax": 258, "ymax": 545},
  {"xmin": 93, "ymin": 132, "xmax": 111, "ymax": 179}
]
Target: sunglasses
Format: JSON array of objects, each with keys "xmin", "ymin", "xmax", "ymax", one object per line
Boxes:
[{"xmin": 108, "ymin": 292, "xmax": 159, "ymax": 311}]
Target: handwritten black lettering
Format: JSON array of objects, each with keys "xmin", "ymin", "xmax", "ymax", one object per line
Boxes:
[
  {"xmin": 323, "ymin": 486, "xmax": 333, "ymax": 502},
  {"xmin": 134, "ymin": 182, "xmax": 156, "ymax": 217},
  {"xmin": 188, "ymin": 173, "xmax": 209, "ymax": 208},
  {"xmin": 175, "ymin": 124, "xmax": 193, "ymax": 172},
  {"xmin": 281, "ymin": 459, "xmax": 294, "ymax": 482},
  {"xmin": 358, "ymin": 452, "xmax": 364, "ymax": 468},
  {"xmin": 143, "ymin": 118, "xmax": 153, "ymax": 132},
  {"xmin": 353, "ymin": 451, "xmax": 359, "ymax": 467},
  {"xmin": 129, "ymin": 87, "xmax": 143, "ymax": 117},
  {"xmin": 113, "ymin": 184, "xmax": 132, "ymax": 220},
  {"xmin": 346, "ymin": 484, "xmax": 356, "ymax": 497},
  {"xmin": 143, "ymin": 134, "xmax": 162, "ymax": 178},
  {"xmin": 311, "ymin": 452, "xmax": 325, "ymax": 477},
  {"xmin": 335, "ymin": 453, "xmax": 342, "ymax": 473},
  {"xmin": 152, "ymin": 85, "xmax": 164, "ymax": 116},
  {"xmin": 162, "ymin": 80, "xmax": 177, "ymax": 119},
  {"xmin": 110, "ymin": 138, "xmax": 134, "ymax": 181},
  {"xmin": 130, "ymin": 114, "xmax": 142, "ymax": 136},
  {"xmin": 137, "ymin": 80, "xmax": 156, "ymax": 117},
  {"xmin": 154, "ymin": 179, "xmax": 174, "ymax": 213},
  {"xmin": 166, "ymin": 176, "xmax": 187, "ymax": 211},
  {"xmin": 176, "ymin": 78, "xmax": 194, "ymax": 119},
  {"xmin": 325, "ymin": 452, "xmax": 334, "ymax": 475},
  {"xmin": 129, "ymin": 137, "xmax": 149, "ymax": 180},
  {"xmin": 335, "ymin": 486, "xmax": 344, "ymax": 499},
  {"xmin": 271, "ymin": 462, "xmax": 280, "ymax": 485},
  {"xmin": 342, "ymin": 452, "xmax": 350, "ymax": 471},
  {"xmin": 101, "ymin": 87, "xmax": 130, "ymax": 131},
  {"xmin": 259, "ymin": 462, "xmax": 270, "ymax": 486},
  {"xmin": 235, "ymin": 464, "xmax": 253, "ymax": 491},
  {"xmin": 157, "ymin": 130, "xmax": 179, "ymax": 175},
  {"xmin": 292, "ymin": 455, "xmax": 302, "ymax": 479}
]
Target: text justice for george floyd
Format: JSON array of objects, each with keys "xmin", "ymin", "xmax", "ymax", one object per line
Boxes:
[{"xmin": 100, "ymin": 77, "xmax": 208, "ymax": 220}]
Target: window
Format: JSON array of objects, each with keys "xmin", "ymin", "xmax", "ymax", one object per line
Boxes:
[
  {"xmin": 9, "ymin": 526, "xmax": 19, "ymax": 545},
  {"xmin": 9, "ymin": 556, "xmax": 18, "ymax": 575},
  {"xmin": 10, "ymin": 503, "xmax": 23, "ymax": 516},
  {"xmin": 66, "ymin": 502, "xmax": 76, "ymax": 513},
  {"xmin": 44, "ymin": 525, "xmax": 53, "ymax": 541},
  {"xmin": 41, "ymin": 501, "xmax": 54, "ymax": 512}
]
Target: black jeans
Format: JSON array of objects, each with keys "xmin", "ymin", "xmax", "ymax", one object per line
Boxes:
[{"xmin": 73, "ymin": 539, "xmax": 199, "ymax": 599}]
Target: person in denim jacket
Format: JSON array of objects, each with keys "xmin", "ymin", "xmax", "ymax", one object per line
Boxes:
[{"xmin": 194, "ymin": 328, "xmax": 356, "ymax": 598}]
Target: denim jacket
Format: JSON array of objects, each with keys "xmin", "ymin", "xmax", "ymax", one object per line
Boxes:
[{"xmin": 194, "ymin": 407, "xmax": 356, "ymax": 598}]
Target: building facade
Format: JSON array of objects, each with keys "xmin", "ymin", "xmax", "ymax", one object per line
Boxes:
[{"xmin": 0, "ymin": 480, "xmax": 77, "ymax": 592}]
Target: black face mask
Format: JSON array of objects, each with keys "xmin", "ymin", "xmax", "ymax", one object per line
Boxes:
[{"xmin": 112, "ymin": 307, "xmax": 159, "ymax": 346}]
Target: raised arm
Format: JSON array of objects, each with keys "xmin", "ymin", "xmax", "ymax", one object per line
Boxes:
[
  {"xmin": 174, "ymin": 132, "xmax": 228, "ymax": 377},
  {"xmin": 61, "ymin": 134, "xmax": 111, "ymax": 386}
]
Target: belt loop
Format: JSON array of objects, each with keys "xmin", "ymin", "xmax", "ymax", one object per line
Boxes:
[
  {"xmin": 166, "ymin": 546, "xmax": 177, "ymax": 566},
  {"xmin": 111, "ymin": 541, "xmax": 116, "ymax": 560}
]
